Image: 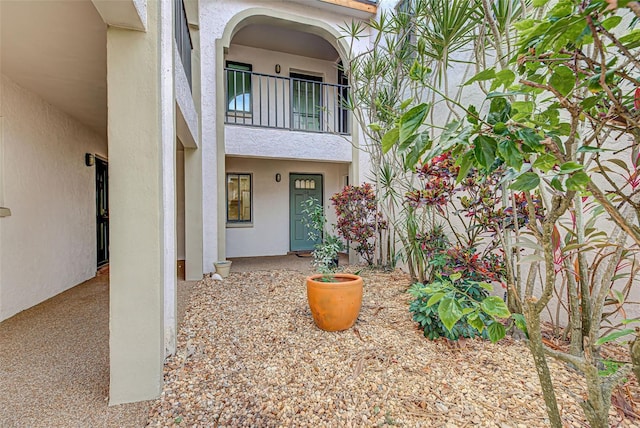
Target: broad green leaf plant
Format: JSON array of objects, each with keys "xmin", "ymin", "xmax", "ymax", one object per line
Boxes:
[{"xmin": 409, "ymin": 272, "xmax": 512, "ymax": 342}]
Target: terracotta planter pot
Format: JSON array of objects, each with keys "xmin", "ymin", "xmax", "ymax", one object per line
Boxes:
[{"xmin": 306, "ymin": 273, "xmax": 363, "ymax": 331}]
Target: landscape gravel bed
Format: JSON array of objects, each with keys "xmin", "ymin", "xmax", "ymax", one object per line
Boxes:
[{"xmin": 146, "ymin": 269, "xmax": 639, "ymax": 427}]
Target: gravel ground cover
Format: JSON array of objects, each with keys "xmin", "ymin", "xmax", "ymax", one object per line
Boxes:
[{"xmin": 146, "ymin": 269, "xmax": 639, "ymax": 427}]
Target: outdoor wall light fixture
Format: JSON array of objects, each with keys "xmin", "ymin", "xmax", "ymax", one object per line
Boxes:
[
  {"xmin": 275, "ymin": 173, "xmax": 282, "ymax": 182},
  {"xmin": 85, "ymin": 153, "xmax": 95, "ymax": 167},
  {"xmin": 275, "ymin": 64, "xmax": 281, "ymax": 74}
]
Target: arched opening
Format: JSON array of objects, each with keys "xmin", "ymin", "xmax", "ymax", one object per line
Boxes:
[{"xmin": 216, "ymin": 9, "xmax": 359, "ymax": 261}]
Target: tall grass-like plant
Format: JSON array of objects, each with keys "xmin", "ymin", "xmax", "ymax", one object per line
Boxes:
[{"xmin": 341, "ymin": 0, "xmax": 484, "ymax": 273}]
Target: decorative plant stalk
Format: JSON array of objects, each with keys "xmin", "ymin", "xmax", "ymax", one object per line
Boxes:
[{"xmin": 573, "ymin": 195, "xmax": 592, "ymax": 353}]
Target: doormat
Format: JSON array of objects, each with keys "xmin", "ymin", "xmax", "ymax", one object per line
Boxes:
[
  {"xmin": 97, "ymin": 264, "xmax": 110, "ymax": 276},
  {"xmin": 295, "ymin": 252, "xmax": 313, "ymax": 258}
]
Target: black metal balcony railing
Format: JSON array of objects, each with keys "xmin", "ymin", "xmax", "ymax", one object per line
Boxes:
[
  {"xmin": 224, "ymin": 69, "xmax": 350, "ymax": 135},
  {"xmin": 174, "ymin": 0, "xmax": 192, "ymax": 90}
]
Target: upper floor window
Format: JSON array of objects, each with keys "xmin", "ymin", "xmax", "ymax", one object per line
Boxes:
[
  {"xmin": 226, "ymin": 173, "xmax": 252, "ymax": 223},
  {"xmin": 396, "ymin": 0, "xmax": 417, "ymax": 57},
  {"xmin": 226, "ymin": 62, "xmax": 252, "ymax": 113},
  {"xmin": 397, "ymin": 0, "xmax": 414, "ymax": 14},
  {"xmin": 174, "ymin": 0, "xmax": 192, "ymax": 90}
]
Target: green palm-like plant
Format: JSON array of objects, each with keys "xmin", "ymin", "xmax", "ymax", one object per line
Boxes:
[
  {"xmin": 491, "ymin": 0, "xmax": 529, "ymax": 34},
  {"xmin": 418, "ymin": 0, "xmax": 483, "ymax": 83}
]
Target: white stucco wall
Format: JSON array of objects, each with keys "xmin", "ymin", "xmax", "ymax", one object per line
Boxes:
[
  {"xmin": 161, "ymin": 0, "xmax": 178, "ymax": 359},
  {"xmin": 198, "ymin": 0, "xmax": 219, "ymax": 269},
  {"xmin": 226, "ymin": 126, "xmax": 352, "ymax": 162},
  {"xmin": 225, "ymin": 157, "xmax": 349, "ymax": 258},
  {"xmin": 0, "ymin": 74, "xmax": 107, "ymax": 321},
  {"xmin": 175, "ymin": 44, "xmax": 199, "ymax": 148}
]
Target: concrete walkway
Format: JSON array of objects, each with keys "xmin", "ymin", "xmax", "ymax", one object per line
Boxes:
[
  {"xmin": 0, "ymin": 273, "xmax": 196, "ymax": 428},
  {"xmin": 0, "ymin": 254, "xmax": 340, "ymax": 427},
  {"xmin": 229, "ymin": 253, "xmax": 348, "ymax": 273}
]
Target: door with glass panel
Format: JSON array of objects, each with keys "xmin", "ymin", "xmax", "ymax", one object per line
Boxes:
[
  {"xmin": 290, "ymin": 174, "xmax": 323, "ymax": 251},
  {"xmin": 291, "ymin": 73, "xmax": 322, "ymax": 132}
]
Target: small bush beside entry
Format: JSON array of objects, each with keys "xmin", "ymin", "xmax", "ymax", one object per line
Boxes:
[
  {"xmin": 330, "ymin": 183, "xmax": 386, "ymax": 266},
  {"xmin": 409, "ymin": 273, "xmax": 511, "ymax": 342},
  {"xmin": 300, "ymin": 197, "xmax": 344, "ymax": 276}
]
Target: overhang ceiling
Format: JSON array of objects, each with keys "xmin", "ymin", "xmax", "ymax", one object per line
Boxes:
[
  {"xmin": 1, "ymin": 1, "xmax": 107, "ymax": 137},
  {"xmin": 231, "ymin": 24, "xmax": 340, "ymax": 62}
]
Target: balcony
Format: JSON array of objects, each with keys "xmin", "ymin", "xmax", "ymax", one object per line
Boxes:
[
  {"xmin": 174, "ymin": 0, "xmax": 192, "ymax": 90},
  {"xmin": 225, "ymin": 68, "xmax": 350, "ymax": 135}
]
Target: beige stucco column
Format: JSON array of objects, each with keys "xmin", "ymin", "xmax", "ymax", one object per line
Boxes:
[
  {"xmin": 161, "ymin": 0, "xmax": 178, "ymax": 359},
  {"xmin": 185, "ymin": 148, "xmax": 204, "ymax": 279},
  {"xmin": 107, "ymin": 0, "xmax": 174, "ymax": 404},
  {"xmin": 215, "ymin": 39, "xmax": 226, "ymax": 262},
  {"xmin": 185, "ymin": 24, "xmax": 204, "ymax": 280}
]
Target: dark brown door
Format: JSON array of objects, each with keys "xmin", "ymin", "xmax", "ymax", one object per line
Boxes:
[{"xmin": 96, "ymin": 157, "xmax": 109, "ymax": 267}]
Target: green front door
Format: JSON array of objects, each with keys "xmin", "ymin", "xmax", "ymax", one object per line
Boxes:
[{"xmin": 290, "ymin": 174, "xmax": 323, "ymax": 252}]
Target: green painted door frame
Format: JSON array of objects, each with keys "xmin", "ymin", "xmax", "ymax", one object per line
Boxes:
[{"xmin": 290, "ymin": 174, "xmax": 323, "ymax": 252}]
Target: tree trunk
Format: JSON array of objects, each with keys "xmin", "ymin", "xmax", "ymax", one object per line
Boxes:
[
  {"xmin": 574, "ymin": 196, "xmax": 591, "ymax": 351},
  {"xmin": 630, "ymin": 329, "xmax": 640, "ymax": 384},
  {"xmin": 565, "ymin": 259, "xmax": 582, "ymax": 356},
  {"xmin": 580, "ymin": 343, "xmax": 611, "ymax": 428},
  {"xmin": 524, "ymin": 303, "xmax": 563, "ymax": 428}
]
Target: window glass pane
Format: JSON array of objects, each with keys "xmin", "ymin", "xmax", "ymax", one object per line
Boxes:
[
  {"xmin": 227, "ymin": 175, "xmax": 239, "ymax": 221},
  {"xmin": 227, "ymin": 173, "xmax": 251, "ymax": 223},
  {"xmin": 291, "ymin": 73, "xmax": 322, "ymax": 131},
  {"xmin": 227, "ymin": 62, "xmax": 252, "ymax": 112},
  {"xmin": 239, "ymin": 175, "xmax": 251, "ymax": 221}
]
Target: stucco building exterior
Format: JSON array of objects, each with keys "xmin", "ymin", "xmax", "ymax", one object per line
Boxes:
[{"xmin": 0, "ymin": 0, "xmax": 381, "ymax": 404}]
